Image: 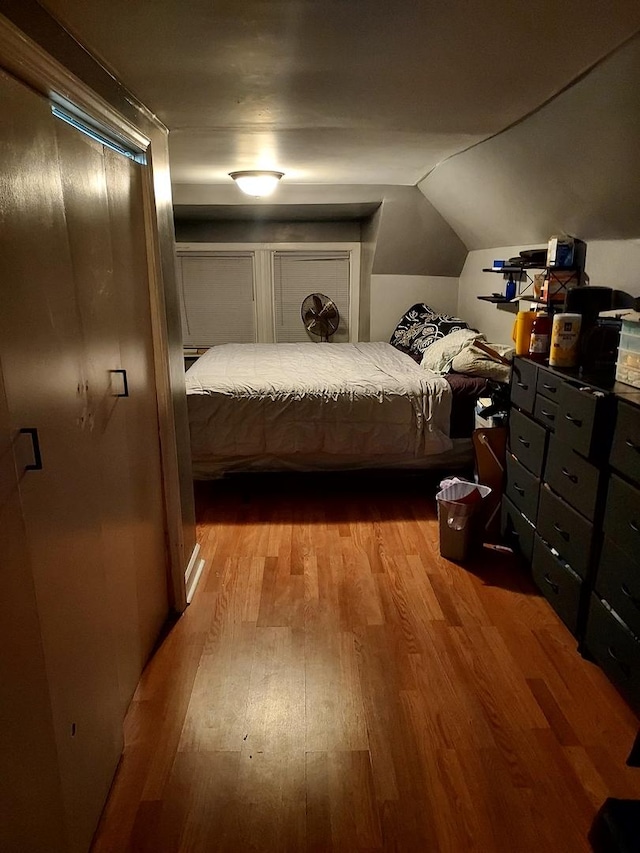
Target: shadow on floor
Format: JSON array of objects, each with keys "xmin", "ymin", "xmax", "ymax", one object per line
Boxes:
[{"xmin": 193, "ymin": 469, "xmax": 537, "ymax": 596}]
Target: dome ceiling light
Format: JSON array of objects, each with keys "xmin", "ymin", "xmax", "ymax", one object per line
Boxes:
[{"xmin": 229, "ymin": 170, "xmax": 284, "ymax": 197}]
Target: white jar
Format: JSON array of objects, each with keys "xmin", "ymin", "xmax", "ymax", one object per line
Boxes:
[{"xmin": 549, "ymin": 313, "xmax": 582, "ymax": 367}]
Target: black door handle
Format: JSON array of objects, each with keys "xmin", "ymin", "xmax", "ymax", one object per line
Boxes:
[
  {"xmin": 625, "ymin": 438, "xmax": 640, "ymax": 452},
  {"xmin": 561, "ymin": 467, "xmax": 578, "ymax": 484},
  {"xmin": 543, "ymin": 574, "xmax": 559, "ymax": 594},
  {"xmin": 513, "ymin": 483, "xmax": 525, "ymax": 496},
  {"xmin": 110, "ymin": 369, "xmax": 129, "ymax": 398},
  {"xmin": 543, "ymin": 383, "xmax": 557, "ymax": 393},
  {"xmin": 20, "ymin": 427, "xmax": 43, "ymax": 471},
  {"xmin": 541, "ymin": 410, "xmax": 555, "ymax": 421},
  {"xmin": 630, "ymin": 520, "xmax": 640, "ymax": 534},
  {"xmin": 517, "ymin": 436, "xmax": 530, "ymax": 448}
]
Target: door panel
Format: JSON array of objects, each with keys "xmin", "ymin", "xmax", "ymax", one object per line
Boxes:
[
  {"xmin": 0, "ymin": 362, "xmax": 67, "ymax": 851},
  {"xmin": 0, "ymin": 70, "xmax": 119, "ymax": 853},
  {"xmin": 104, "ymin": 150, "xmax": 169, "ymax": 671},
  {"xmin": 55, "ymin": 122, "xmax": 144, "ymax": 718}
]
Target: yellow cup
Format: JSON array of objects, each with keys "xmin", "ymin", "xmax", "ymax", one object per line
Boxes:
[{"xmin": 512, "ymin": 311, "xmax": 536, "ymax": 356}]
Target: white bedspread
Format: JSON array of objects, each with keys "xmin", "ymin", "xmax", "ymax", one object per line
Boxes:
[{"xmin": 186, "ymin": 342, "xmax": 453, "ymax": 477}]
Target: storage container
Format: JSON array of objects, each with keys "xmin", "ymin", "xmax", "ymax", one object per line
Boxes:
[
  {"xmin": 616, "ymin": 321, "xmax": 640, "ymax": 389},
  {"xmin": 619, "ymin": 331, "xmax": 640, "ymax": 353}
]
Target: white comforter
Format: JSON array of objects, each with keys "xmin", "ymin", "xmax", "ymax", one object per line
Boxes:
[{"xmin": 186, "ymin": 342, "xmax": 453, "ymax": 477}]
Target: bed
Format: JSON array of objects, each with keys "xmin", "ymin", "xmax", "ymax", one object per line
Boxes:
[{"xmin": 185, "ymin": 341, "xmax": 487, "ymax": 479}]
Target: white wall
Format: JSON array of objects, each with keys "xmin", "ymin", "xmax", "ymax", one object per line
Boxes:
[
  {"xmin": 584, "ymin": 239, "xmax": 640, "ymax": 293},
  {"xmin": 370, "ymin": 274, "xmax": 459, "ymax": 341},
  {"xmin": 458, "ymin": 240, "xmax": 640, "ymax": 346}
]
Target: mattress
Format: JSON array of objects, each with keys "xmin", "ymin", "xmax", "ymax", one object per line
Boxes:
[{"xmin": 186, "ymin": 342, "xmax": 459, "ymax": 478}]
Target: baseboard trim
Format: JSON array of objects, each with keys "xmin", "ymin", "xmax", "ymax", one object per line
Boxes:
[{"xmin": 184, "ymin": 543, "xmax": 205, "ymax": 604}]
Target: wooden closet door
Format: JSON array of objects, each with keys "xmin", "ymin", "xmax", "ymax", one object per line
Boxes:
[
  {"xmin": 0, "ymin": 364, "xmax": 67, "ymax": 852},
  {"xmin": 53, "ymin": 120, "xmax": 169, "ymax": 716},
  {"xmin": 0, "ymin": 71, "xmax": 121, "ymax": 853},
  {"xmin": 104, "ymin": 149, "xmax": 169, "ymax": 672},
  {"xmin": 54, "ymin": 122, "xmax": 145, "ymax": 718}
]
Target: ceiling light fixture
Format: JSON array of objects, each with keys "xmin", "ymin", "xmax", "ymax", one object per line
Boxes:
[{"xmin": 229, "ymin": 170, "xmax": 284, "ymax": 198}]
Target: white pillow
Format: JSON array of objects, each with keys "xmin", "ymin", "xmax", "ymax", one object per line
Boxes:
[
  {"xmin": 451, "ymin": 341, "xmax": 514, "ymax": 382},
  {"xmin": 420, "ymin": 328, "xmax": 483, "ymax": 373}
]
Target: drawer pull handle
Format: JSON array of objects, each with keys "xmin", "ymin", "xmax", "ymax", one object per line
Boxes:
[
  {"xmin": 607, "ymin": 646, "xmax": 632, "ymax": 678},
  {"xmin": 553, "ymin": 522, "xmax": 569, "ymax": 541},
  {"xmin": 517, "ymin": 436, "xmax": 530, "ymax": 448},
  {"xmin": 543, "ymin": 574, "xmax": 559, "ymax": 594},
  {"xmin": 513, "ymin": 483, "xmax": 525, "ymax": 496},
  {"xmin": 621, "ymin": 584, "xmax": 640, "ymax": 610},
  {"xmin": 625, "ymin": 438, "xmax": 640, "ymax": 452},
  {"xmin": 543, "ymin": 383, "xmax": 557, "ymax": 393},
  {"xmin": 564, "ymin": 413, "xmax": 583, "ymax": 427},
  {"xmin": 561, "ymin": 467, "xmax": 578, "ymax": 484},
  {"xmin": 630, "ymin": 520, "xmax": 640, "ymax": 534},
  {"xmin": 517, "ymin": 382, "xmax": 529, "ymax": 390},
  {"xmin": 541, "ymin": 410, "xmax": 555, "ymax": 420}
]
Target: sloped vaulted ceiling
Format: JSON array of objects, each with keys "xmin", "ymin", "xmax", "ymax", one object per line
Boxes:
[{"xmin": 419, "ymin": 33, "xmax": 640, "ymax": 249}]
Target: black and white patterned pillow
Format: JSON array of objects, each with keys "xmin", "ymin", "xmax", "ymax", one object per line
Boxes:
[{"xmin": 389, "ymin": 303, "xmax": 469, "ymax": 363}]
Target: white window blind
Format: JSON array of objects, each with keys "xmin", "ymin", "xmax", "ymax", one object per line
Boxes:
[
  {"xmin": 179, "ymin": 254, "xmax": 256, "ymax": 346},
  {"xmin": 272, "ymin": 252, "xmax": 350, "ymax": 343}
]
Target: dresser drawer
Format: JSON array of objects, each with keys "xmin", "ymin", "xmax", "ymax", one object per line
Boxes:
[
  {"xmin": 595, "ymin": 537, "xmax": 640, "ymax": 640},
  {"xmin": 610, "ymin": 401, "xmax": 640, "ymax": 486},
  {"xmin": 508, "ymin": 408, "xmax": 547, "ymax": 476},
  {"xmin": 536, "ymin": 368, "xmax": 564, "ymax": 401},
  {"xmin": 544, "ymin": 436, "xmax": 600, "ymax": 521},
  {"xmin": 603, "ymin": 474, "xmax": 640, "ymax": 563},
  {"xmin": 510, "ymin": 358, "xmax": 537, "ymax": 414},
  {"xmin": 534, "ymin": 394, "xmax": 558, "ymax": 431},
  {"xmin": 537, "ymin": 485, "xmax": 592, "ymax": 578},
  {"xmin": 585, "ymin": 594, "xmax": 640, "ymax": 710},
  {"xmin": 506, "ymin": 453, "xmax": 540, "ymax": 523},
  {"xmin": 532, "ymin": 535, "xmax": 581, "ymax": 636},
  {"xmin": 555, "ymin": 384, "xmax": 603, "ymax": 458},
  {"xmin": 500, "ymin": 496, "xmax": 535, "ymax": 562}
]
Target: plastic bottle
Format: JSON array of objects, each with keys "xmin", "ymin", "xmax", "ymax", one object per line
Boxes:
[
  {"xmin": 528, "ymin": 311, "xmax": 552, "ymax": 363},
  {"xmin": 505, "ymin": 276, "xmax": 516, "ymax": 301}
]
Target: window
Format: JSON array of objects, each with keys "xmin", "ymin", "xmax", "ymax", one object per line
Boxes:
[
  {"xmin": 179, "ymin": 253, "xmax": 256, "ymax": 347},
  {"xmin": 272, "ymin": 251, "xmax": 351, "ymax": 343},
  {"xmin": 176, "ymin": 243, "xmax": 360, "ymax": 346}
]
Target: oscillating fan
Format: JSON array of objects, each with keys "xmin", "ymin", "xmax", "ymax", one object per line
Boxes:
[{"xmin": 301, "ymin": 293, "xmax": 340, "ymax": 342}]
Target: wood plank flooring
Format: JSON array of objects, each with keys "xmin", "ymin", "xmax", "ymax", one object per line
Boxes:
[{"xmin": 92, "ymin": 472, "xmax": 640, "ymax": 852}]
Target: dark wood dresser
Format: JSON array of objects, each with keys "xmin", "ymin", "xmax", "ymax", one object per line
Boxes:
[{"xmin": 502, "ymin": 355, "xmax": 640, "ymax": 711}]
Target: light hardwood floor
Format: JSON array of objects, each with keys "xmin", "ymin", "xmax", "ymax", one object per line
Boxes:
[{"xmin": 92, "ymin": 472, "xmax": 640, "ymax": 852}]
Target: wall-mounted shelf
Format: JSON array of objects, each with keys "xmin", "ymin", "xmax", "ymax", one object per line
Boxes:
[
  {"xmin": 476, "ymin": 295, "xmax": 520, "ymax": 313},
  {"xmin": 480, "ymin": 253, "xmax": 584, "ymax": 316},
  {"xmin": 482, "ymin": 264, "xmax": 578, "ymax": 275},
  {"xmin": 482, "ymin": 265, "xmax": 542, "ymax": 274}
]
